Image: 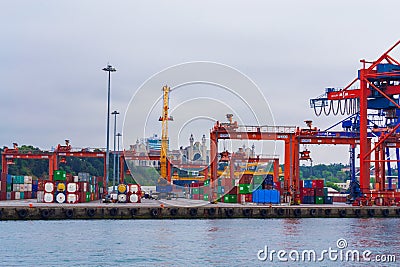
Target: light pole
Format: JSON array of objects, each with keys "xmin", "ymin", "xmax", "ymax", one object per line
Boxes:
[
  {"xmin": 112, "ymin": 110, "xmax": 120, "ymax": 192},
  {"xmin": 116, "ymin": 132, "xmax": 122, "ymax": 184},
  {"xmin": 102, "ymin": 64, "xmax": 116, "ymax": 192}
]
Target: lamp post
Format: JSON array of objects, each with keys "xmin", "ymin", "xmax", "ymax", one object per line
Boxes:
[
  {"xmin": 116, "ymin": 132, "xmax": 122, "ymax": 184},
  {"xmin": 102, "ymin": 64, "xmax": 116, "ymax": 192},
  {"xmin": 112, "ymin": 110, "xmax": 120, "ymax": 192}
]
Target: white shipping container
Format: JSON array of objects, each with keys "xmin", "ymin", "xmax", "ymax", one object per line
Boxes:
[
  {"xmin": 44, "ymin": 182, "xmax": 54, "ymax": 193},
  {"xmin": 24, "ymin": 176, "xmax": 33, "ymax": 184},
  {"xmin": 67, "ymin": 193, "xmax": 78, "ymax": 203},
  {"xmin": 56, "ymin": 193, "xmax": 66, "ymax": 203},
  {"xmin": 19, "ymin": 184, "xmax": 25, "ymax": 192},
  {"xmin": 27, "ymin": 184, "xmax": 32, "ymax": 192},
  {"xmin": 15, "ymin": 192, "xmax": 21, "ymax": 200},
  {"xmin": 43, "ymin": 193, "xmax": 53, "ymax": 203},
  {"xmin": 118, "ymin": 194, "xmax": 127, "ymax": 203},
  {"xmin": 129, "ymin": 194, "xmax": 139, "ymax": 203},
  {"xmin": 67, "ymin": 183, "xmax": 78, "ymax": 193},
  {"xmin": 73, "ymin": 176, "xmax": 79, "ymax": 183},
  {"xmin": 130, "ymin": 184, "xmax": 139, "ymax": 193},
  {"xmin": 37, "ymin": 191, "xmax": 45, "ymax": 203}
]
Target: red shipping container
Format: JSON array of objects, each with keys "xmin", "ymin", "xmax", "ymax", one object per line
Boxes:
[
  {"xmin": 25, "ymin": 192, "xmax": 32, "ymax": 199},
  {"xmin": 223, "ymin": 178, "xmax": 232, "ymax": 187},
  {"xmin": 0, "ymin": 192, "xmax": 6, "ymax": 201},
  {"xmin": 11, "ymin": 191, "xmax": 16, "ymax": 200},
  {"xmin": 227, "ymin": 186, "xmax": 238, "ymax": 195},
  {"xmin": 274, "ymin": 182, "xmax": 281, "ymax": 190},
  {"xmin": 315, "ymin": 188, "xmax": 324, "ymax": 197},
  {"xmin": 239, "ymin": 174, "xmax": 252, "ymax": 184},
  {"xmin": 191, "ymin": 183, "xmax": 200, "ymax": 188},
  {"xmin": 312, "ymin": 180, "xmax": 324, "ymax": 188},
  {"xmin": 192, "ymin": 194, "xmax": 200, "ymax": 200},
  {"xmin": 302, "ymin": 188, "xmax": 315, "ymax": 196}
]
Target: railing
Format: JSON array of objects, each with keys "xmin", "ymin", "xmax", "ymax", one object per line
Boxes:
[{"xmin": 237, "ymin": 125, "xmax": 296, "ymax": 133}]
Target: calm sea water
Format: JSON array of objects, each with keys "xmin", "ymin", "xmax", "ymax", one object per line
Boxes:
[{"xmin": 0, "ymin": 218, "xmax": 399, "ymax": 266}]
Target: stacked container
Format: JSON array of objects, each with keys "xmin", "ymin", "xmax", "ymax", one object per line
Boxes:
[
  {"xmin": 66, "ymin": 182, "xmax": 79, "ymax": 203},
  {"xmin": 54, "ymin": 170, "xmax": 67, "ymax": 203},
  {"xmin": 117, "ymin": 184, "xmax": 127, "ymax": 203},
  {"xmin": 127, "ymin": 184, "xmax": 141, "ymax": 203},
  {"xmin": 43, "ymin": 181, "xmax": 55, "ymax": 203},
  {"xmin": 300, "ymin": 179, "xmax": 327, "ymax": 204},
  {"xmin": 252, "ymin": 189, "xmax": 280, "ymax": 204}
]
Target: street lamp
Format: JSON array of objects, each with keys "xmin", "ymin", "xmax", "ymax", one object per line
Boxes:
[
  {"xmin": 102, "ymin": 64, "xmax": 116, "ymax": 192},
  {"xmin": 112, "ymin": 110, "xmax": 120, "ymax": 192},
  {"xmin": 116, "ymin": 132, "xmax": 122, "ymax": 184}
]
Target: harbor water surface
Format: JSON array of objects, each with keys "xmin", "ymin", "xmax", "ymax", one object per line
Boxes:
[{"xmin": 0, "ymin": 218, "xmax": 398, "ymax": 266}]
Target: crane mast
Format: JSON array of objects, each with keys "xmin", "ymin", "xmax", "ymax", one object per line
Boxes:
[{"xmin": 159, "ymin": 85, "xmax": 173, "ymax": 182}]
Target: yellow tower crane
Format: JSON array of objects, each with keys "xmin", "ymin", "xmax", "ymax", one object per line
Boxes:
[{"xmin": 158, "ymin": 85, "xmax": 173, "ymax": 183}]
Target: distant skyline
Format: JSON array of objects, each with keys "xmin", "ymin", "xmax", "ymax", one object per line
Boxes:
[{"xmin": 1, "ymin": 1, "xmax": 400, "ymax": 165}]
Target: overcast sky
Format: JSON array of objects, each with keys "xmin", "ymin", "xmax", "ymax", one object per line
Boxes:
[{"xmin": 1, "ymin": 1, "xmax": 400, "ymax": 164}]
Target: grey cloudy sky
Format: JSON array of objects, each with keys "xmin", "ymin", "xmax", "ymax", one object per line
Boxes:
[{"xmin": 1, "ymin": 1, "xmax": 399, "ymax": 164}]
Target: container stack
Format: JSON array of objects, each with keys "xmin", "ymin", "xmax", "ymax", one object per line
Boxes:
[
  {"xmin": 0, "ymin": 175, "xmax": 35, "ymax": 200},
  {"xmin": 54, "ymin": 170, "xmax": 67, "ymax": 203},
  {"xmin": 66, "ymin": 182, "xmax": 79, "ymax": 203},
  {"xmin": 43, "ymin": 181, "xmax": 55, "ymax": 203},
  {"xmin": 300, "ymin": 179, "xmax": 330, "ymax": 204},
  {"xmin": 127, "ymin": 184, "xmax": 142, "ymax": 203},
  {"xmin": 237, "ymin": 174, "xmax": 252, "ymax": 203},
  {"xmin": 0, "ymin": 174, "xmax": 7, "ymax": 200},
  {"xmin": 117, "ymin": 184, "xmax": 127, "ymax": 203}
]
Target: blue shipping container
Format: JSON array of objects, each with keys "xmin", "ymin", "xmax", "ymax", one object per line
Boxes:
[
  {"xmin": 324, "ymin": 196, "xmax": 333, "ymax": 204},
  {"xmin": 156, "ymin": 185, "xmax": 172, "ymax": 193},
  {"xmin": 252, "ymin": 189, "xmax": 280, "ymax": 204},
  {"xmin": 6, "ymin": 174, "xmax": 12, "ymax": 184},
  {"xmin": 303, "ymin": 180, "xmax": 313, "ymax": 188},
  {"xmin": 302, "ymin": 196, "xmax": 314, "ymax": 204}
]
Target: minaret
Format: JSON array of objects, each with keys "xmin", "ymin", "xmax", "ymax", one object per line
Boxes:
[
  {"xmin": 201, "ymin": 134, "xmax": 207, "ymax": 164},
  {"xmin": 188, "ymin": 134, "xmax": 194, "ymax": 161}
]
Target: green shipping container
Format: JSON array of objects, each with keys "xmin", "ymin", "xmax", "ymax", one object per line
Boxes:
[
  {"xmin": 204, "ymin": 179, "xmax": 210, "ymax": 186},
  {"xmin": 204, "ymin": 194, "xmax": 209, "ymax": 201},
  {"xmin": 239, "ymin": 184, "xmax": 252, "ymax": 194},
  {"xmin": 224, "ymin": 194, "xmax": 238, "ymax": 203},
  {"xmin": 217, "ymin": 186, "xmax": 224, "ymax": 194},
  {"xmin": 323, "ymin": 187, "xmax": 328, "ymax": 197},
  {"xmin": 86, "ymin": 192, "xmax": 91, "ymax": 202},
  {"xmin": 315, "ymin": 196, "xmax": 324, "ymax": 204},
  {"xmin": 199, "ymin": 188, "xmax": 204, "ymax": 194},
  {"xmin": 6, "ymin": 184, "xmax": 12, "ymax": 192},
  {"xmin": 20, "ymin": 192, "xmax": 25, "ymax": 199},
  {"xmin": 253, "ymin": 175, "xmax": 264, "ymax": 185},
  {"xmin": 217, "ymin": 179, "xmax": 222, "ymax": 186},
  {"xmin": 192, "ymin": 188, "xmax": 200, "ymax": 194},
  {"xmin": 54, "ymin": 170, "xmax": 67, "ymax": 181}
]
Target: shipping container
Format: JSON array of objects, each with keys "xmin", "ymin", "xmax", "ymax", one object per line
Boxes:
[
  {"xmin": 312, "ymin": 180, "xmax": 324, "ymax": 188},
  {"xmin": 44, "ymin": 181, "xmax": 55, "ymax": 193},
  {"xmin": 324, "ymin": 196, "xmax": 333, "ymax": 204},
  {"xmin": 302, "ymin": 196, "xmax": 315, "ymax": 204},
  {"xmin": 224, "ymin": 194, "xmax": 238, "ymax": 203},
  {"xmin": 315, "ymin": 196, "xmax": 324, "ymax": 204},
  {"xmin": 54, "ymin": 170, "xmax": 67, "ymax": 181},
  {"xmin": 55, "ymin": 192, "xmax": 66, "ymax": 203},
  {"xmin": 315, "ymin": 188, "xmax": 324, "ymax": 197},
  {"xmin": 303, "ymin": 180, "xmax": 313, "ymax": 188},
  {"xmin": 239, "ymin": 184, "xmax": 252, "ymax": 194}
]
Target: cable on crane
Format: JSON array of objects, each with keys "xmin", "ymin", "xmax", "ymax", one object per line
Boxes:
[
  {"xmin": 313, "ymin": 104, "xmax": 323, "ymax": 116},
  {"xmin": 323, "ymin": 101, "xmax": 332, "ymax": 116}
]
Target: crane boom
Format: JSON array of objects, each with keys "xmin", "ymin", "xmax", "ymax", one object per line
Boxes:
[{"xmin": 159, "ymin": 85, "xmax": 173, "ymax": 182}]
